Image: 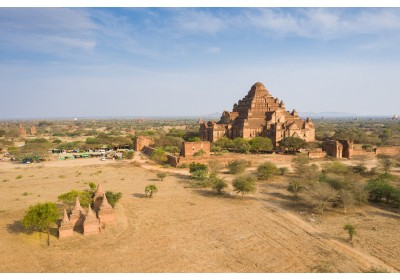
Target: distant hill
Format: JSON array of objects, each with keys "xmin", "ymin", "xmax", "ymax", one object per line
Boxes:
[{"xmin": 299, "ymin": 112, "xmax": 359, "ymax": 118}]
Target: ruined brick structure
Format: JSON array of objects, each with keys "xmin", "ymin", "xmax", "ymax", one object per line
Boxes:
[
  {"xmin": 180, "ymin": 141, "xmax": 211, "ymax": 157},
  {"xmin": 30, "ymin": 125, "xmax": 37, "ymax": 135},
  {"xmin": 19, "ymin": 124, "xmax": 27, "ymax": 138},
  {"xmin": 322, "ymin": 140, "xmax": 354, "ymax": 159},
  {"xmin": 58, "ymin": 183, "xmax": 115, "ymax": 239},
  {"xmin": 199, "ymin": 82, "xmax": 315, "ymax": 146},
  {"xmin": 134, "ymin": 136, "xmax": 155, "ymax": 151}
]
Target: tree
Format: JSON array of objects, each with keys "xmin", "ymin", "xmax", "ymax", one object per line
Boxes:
[
  {"xmin": 366, "ymin": 177, "xmax": 396, "ymax": 203},
  {"xmin": 249, "ymin": 137, "xmax": 273, "ymax": 153},
  {"xmin": 157, "ymin": 172, "xmax": 167, "ymax": 181},
  {"xmin": 377, "ymin": 155, "xmax": 393, "ymax": 174},
  {"xmin": 226, "ymin": 159, "xmax": 248, "ymax": 174},
  {"xmin": 257, "ymin": 162, "xmax": 279, "ymax": 180},
  {"xmin": 22, "ymin": 202, "xmax": 59, "ymax": 246},
  {"xmin": 211, "ymin": 177, "xmax": 228, "ymax": 194},
  {"xmin": 232, "ymin": 175, "xmax": 256, "ymax": 199},
  {"xmin": 58, "ymin": 190, "xmax": 93, "ymax": 208},
  {"xmin": 151, "ymin": 148, "xmax": 168, "ymax": 163},
  {"xmin": 232, "ymin": 138, "xmax": 250, "ymax": 153},
  {"xmin": 145, "ymin": 184, "xmax": 158, "ymax": 197},
  {"xmin": 105, "ymin": 191, "xmax": 122, "ymax": 208},
  {"xmin": 343, "ymin": 224, "xmax": 357, "ymax": 241},
  {"xmin": 279, "ymin": 136, "xmax": 307, "ymax": 152}
]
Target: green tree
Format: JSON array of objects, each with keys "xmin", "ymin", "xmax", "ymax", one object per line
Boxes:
[
  {"xmin": 145, "ymin": 184, "xmax": 158, "ymax": 197},
  {"xmin": 105, "ymin": 191, "xmax": 122, "ymax": 208},
  {"xmin": 58, "ymin": 190, "xmax": 93, "ymax": 208},
  {"xmin": 343, "ymin": 224, "xmax": 357, "ymax": 241},
  {"xmin": 366, "ymin": 177, "xmax": 396, "ymax": 203},
  {"xmin": 226, "ymin": 159, "xmax": 248, "ymax": 174},
  {"xmin": 22, "ymin": 202, "xmax": 59, "ymax": 246},
  {"xmin": 249, "ymin": 137, "xmax": 273, "ymax": 153},
  {"xmin": 279, "ymin": 136, "xmax": 307, "ymax": 152},
  {"xmin": 377, "ymin": 155, "xmax": 393, "ymax": 174},
  {"xmin": 232, "ymin": 138, "xmax": 250, "ymax": 153},
  {"xmin": 208, "ymin": 160, "xmax": 224, "ymax": 176},
  {"xmin": 257, "ymin": 162, "xmax": 279, "ymax": 180},
  {"xmin": 232, "ymin": 175, "xmax": 256, "ymax": 199},
  {"xmin": 157, "ymin": 172, "xmax": 167, "ymax": 181},
  {"xmin": 151, "ymin": 148, "xmax": 168, "ymax": 163},
  {"xmin": 211, "ymin": 177, "xmax": 228, "ymax": 194}
]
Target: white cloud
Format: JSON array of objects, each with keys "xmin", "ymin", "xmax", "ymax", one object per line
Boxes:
[{"xmin": 174, "ymin": 9, "xmax": 226, "ymax": 34}]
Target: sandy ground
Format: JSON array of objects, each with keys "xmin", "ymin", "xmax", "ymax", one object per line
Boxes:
[{"xmin": 0, "ymin": 154, "xmax": 399, "ymax": 272}]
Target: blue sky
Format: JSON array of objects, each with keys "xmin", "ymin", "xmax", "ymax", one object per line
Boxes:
[{"xmin": 1, "ymin": 7, "xmax": 400, "ymax": 118}]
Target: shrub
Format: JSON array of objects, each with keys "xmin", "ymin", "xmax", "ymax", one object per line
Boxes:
[
  {"xmin": 58, "ymin": 190, "xmax": 93, "ymax": 208},
  {"xmin": 193, "ymin": 149, "xmax": 206, "ymax": 157},
  {"xmin": 343, "ymin": 224, "xmax": 357, "ymax": 241},
  {"xmin": 226, "ymin": 159, "xmax": 248, "ymax": 174},
  {"xmin": 157, "ymin": 172, "xmax": 167, "ymax": 181},
  {"xmin": 145, "ymin": 184, "xmax": 158, "ymax": 197},
  {"xmin": 287, "ymin": 180, "xmax": 303, "ymax": 198},
  {"xmin": 257, "ymin": 162, "xmax": 279, "ymax": 180},
  {"xmin": 124, "ymin": 150, "xmax": 134, "ymax": 159},
  {"xmin": 211, "ymin": 177, "xmax": 228, "ymax": 194},
  {"xmin": 279, "ymin": 167, "xmax": 289, "ymax": 175},
  {"xmin": 105, "ymin": 191, "xmax": 122, "ymax": 208},
  {"xmin": 232, "ymin": 175, "xmax": 256, "ymax": 199},
  {"xmin": 16, "ymin": 175, "xmax": 22, "ymax": 179},
  {"xmin": 366, "ymin": 177, "xmax": 396, "ymax": 203}
]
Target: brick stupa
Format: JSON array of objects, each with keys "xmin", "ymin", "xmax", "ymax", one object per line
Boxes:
[
  {"xmin": 58, "ymin": 209, "xmax": 74, "ymax": 238},
  {"xmin": 93, "ymin": 183, "xmax": 105, "ymax": 211},
  {"xmin": 83, "ymin": 204, "xmax": 100, "ymax": 235},
  {"xmin": 97, "ymin": 193, "xmax": 115, "ymax": 226},
  {"xmin": 69, "ymin": 197, "xmax": 85, "ymax": 231}
]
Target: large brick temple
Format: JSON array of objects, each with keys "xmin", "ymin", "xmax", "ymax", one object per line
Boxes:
[{"xmin": 199, "ymin": 82, "xmax": 315, "ymax": 146}]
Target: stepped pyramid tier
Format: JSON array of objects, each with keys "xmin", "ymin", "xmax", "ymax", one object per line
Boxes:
[
  {"xmin": 199, "ymin": 82, "xmax": 315, "ymax": 146},
  {"xmin": 69, "ymin": 197, "xmax": 86, "ymax": 230},
  {"xmin": 97, "ymin": 193, "xmax": 115, "ymax": 226},
  {"xmin": 58, "ymin": 209, "xmax": 74, "ymax": 238},
  {"xmin": 83, "ymin": 204, "xmax": 100, "ymax": 235}
]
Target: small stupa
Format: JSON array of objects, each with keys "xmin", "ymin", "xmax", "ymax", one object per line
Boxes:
[{"xmin": 58, "ymin": 209, "xmax": 74, "ymax": 238}]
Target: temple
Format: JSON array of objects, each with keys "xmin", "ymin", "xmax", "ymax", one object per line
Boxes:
[{"xmin": 199, "ymin": 82, "xmax": 315, "ymax": 146}]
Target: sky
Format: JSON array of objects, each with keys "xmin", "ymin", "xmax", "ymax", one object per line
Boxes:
[{"xmin": 1, "ymin": 6, "xmax": 400, "ymax": 118}]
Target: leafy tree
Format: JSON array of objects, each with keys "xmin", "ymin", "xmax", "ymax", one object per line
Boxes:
[
  {"xmin": 157, "ymin": 172, "xmax": 167, "ymax": 181},
  {"xmin": 58, "ymin": 190, "xmax": 93, "ymax": 208},
  {"xmin": 0, "ymin": 129, "xmax": 5, "ymax": 137},
  {"xmin": 189, "ymin": 162, "xmax": 208, "ymax": 173},
  {"xmin": 366, "ymin": 177, "xmax": 396, "ymax": 203},
  {"xmin": 105, "ymin": 191, "xmax": 122, "ymax": 208},
  {"xmin": 377, "ymin": 155, "xmax": 393, "ymax": 174},
  {"xmin": 145, "ymin": 184, "xmax": 158, "ymax": 197},
  {"xmin": 226, "ymin": 159, "xmax": 248, "ymax": 174},
  {"xmin": 322, "ymin": 161, "xmax": 350, "ymax": 175},
  {"xmin": 343, "ymin": 224, "xmax": 357, "ymax": 241},
  {"xmin": 124, "ymin": 150, "xmax": 134, "ymax": 160},
  {"xmin": 257, "ymin": 162, "xmax": 279, "ymax": 180},
  {"xmin": 151, "ymin": 148, "xmax": 168, "ymax": 163},
  {"xmin": 232, "ymin": 175, "xmax": 257, "ymax": 199},
  {"xmin": 22, "ymin": 202, "xmax": 59, "ymax": 246},
  {"xmin": 279, "ymin": 136, "xmax": 307, "ymax": 152},
  {"xmin": 211, "ymin": 177, "xmax": 228, "ymax": 194},
  {"xmin": 232, "ymin": 138, "xmax": 250, "ymax": 153},
  {"xmin": 88, "ymin": 182, "xmax": 97, "ymax": 191},
  {"xmin": 249, "ymin": 137, "xmax": 273, "ymax": 153}
]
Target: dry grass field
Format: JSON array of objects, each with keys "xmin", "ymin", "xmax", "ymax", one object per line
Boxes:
[{"xmin": 0, "ymin": 155, "xmax": 399, "ymax": 273}]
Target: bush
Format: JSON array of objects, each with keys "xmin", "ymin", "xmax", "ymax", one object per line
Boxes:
[
  {"xmin": 157, "ymin": 172, "xmax": 167, "ymax": 181},
  {"xmin": 232, "ymin": 175, "xmax": 256, "ymax": 199},
  {"xmin": 58, "ymin": 189, "xmax": 93, "ymax": 208},
  {"xmin": 279, "ymin": 167, "xmax": 289, "ymax": 175},
  {"xmin": 226, "ymin": 159, "xmax": 248, "ymax": 174},
  {"xmin": 124, "ymin": 150, "xmax": 134, "ymax": 159},
  {"xmin": 105, "ymin": 191, "xmax": 122, "ymax": 208},
  {"xmin": 343, "ymin": 224, "xmax": 357, "ymax": 241},
  {"xmin": 211, "ymin": 177, "xmax": 228, "ymax": 194},
  {"xmin": 257, "ymin": 162, "xmax": 279, "ymax": 180},
  {"xmin": 193, "ymin": 149, "xmax": 206, "ymax": 157},
  {"xmin": 189, "ymin": 162, "xmax": 208, "ymax": 174},
  {"xmin": 145, "ymin": 184, "xmax": 158, "ymax": 197},
  {"xmin": 366, "ymin": 177, "xmax": 396, "ymax": 203},
  {"xmin": 287, "ymin": 180, "xmax": 303, "ymax": 198}
]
